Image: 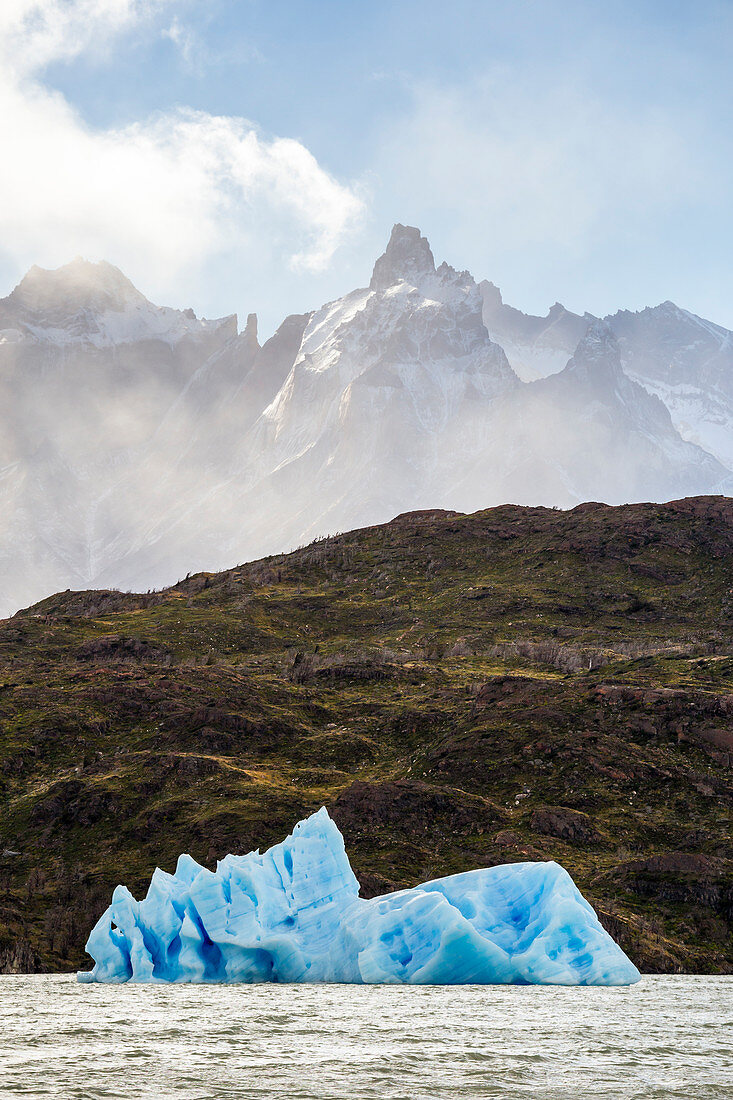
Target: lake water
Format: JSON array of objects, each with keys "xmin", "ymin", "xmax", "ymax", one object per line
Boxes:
[{"xmin": 0, "ymin": 975, "xmax": 730, "ymax": 1099}]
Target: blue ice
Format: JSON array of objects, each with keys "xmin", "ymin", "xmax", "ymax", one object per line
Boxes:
[{"xmin": 77, "ymin": 808, "xmax": 640, "ymax": 986}]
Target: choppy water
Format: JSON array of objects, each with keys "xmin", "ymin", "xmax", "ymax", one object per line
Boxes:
[{"xmin": 0, "ymin": 975, "xmax": 731, "ymax": 1099}]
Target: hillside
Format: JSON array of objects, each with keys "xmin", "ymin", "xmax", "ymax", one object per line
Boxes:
[{"xmin": 0, "ymin": 497, "xmax": 731, "ymax": 974}]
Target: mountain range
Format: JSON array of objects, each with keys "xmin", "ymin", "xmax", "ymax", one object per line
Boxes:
[{"xmin": 1, "ymin": 224, "xmax": 731, "ymax": 615}]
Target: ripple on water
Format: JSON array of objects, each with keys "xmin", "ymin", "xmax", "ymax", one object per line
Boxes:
[{"xmin": 0, "ymin": 975, "xmax": 731, "ymax": 1099}]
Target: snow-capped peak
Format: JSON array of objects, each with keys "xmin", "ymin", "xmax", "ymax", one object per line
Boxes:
[
  {"xmin": 370, "ymin": 223, "xmax": 436, "ymax": 290},
  {"xmin": 0, "ymin": 258, "xmax": 237, "ymax": 349},
  {"xmin": 0, "ymin": 224, "xmax": 730, "ymax": 620},
  {"xmin": 10, "ymin": 257, "xmax": 143, "ymax": 315}
]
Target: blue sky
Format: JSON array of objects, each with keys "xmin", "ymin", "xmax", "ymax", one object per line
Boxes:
[{"xmin": 2, "ymin": 0, "xmax": 732, "ymax": 336}]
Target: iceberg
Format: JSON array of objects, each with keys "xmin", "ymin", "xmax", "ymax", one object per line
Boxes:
[{"xmin": 77, "ymin": 808, "xmax": 640, "ymax": 986}]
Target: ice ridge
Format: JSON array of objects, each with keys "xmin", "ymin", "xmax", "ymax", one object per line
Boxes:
[{"xmin": 77, "ymin": 808, "xmax": 641, "ymax": 986}]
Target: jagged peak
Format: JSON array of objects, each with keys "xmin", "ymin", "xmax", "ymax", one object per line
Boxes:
[
  {"xmin": 243, "ymin": 312, "xmax": 259, "ymax": 349},
  {"xmin": 607, "ymin": 300, "xmax": 684, "ymax": 323},
  {"xmin": 0, "ymin": 258, "xmax": 239, "ymax": 348},
  {"xmin": 637, "ymin": 300, "xmax": 683, "ymax": 320},
  {"xmin": 563, "ymin": 320, "xmax": 624, "ymax": 383},
  {"xmin": 479, "ymin": 282, "xmax": 588, "ymax": 330},
  {"xmin": 479, "ymin": 280, "xmax": 503, "ymax": 302},
  {"xmin": 370, "ymin": 224, "xmax": 436, "ymax": 290},
  {"xmin": 575, "ymin": 318, "xmax": 618, "ymax": 354},
  {"xmin": 9, "ymin": 257, "xmax": 145, "ymax": 314}
]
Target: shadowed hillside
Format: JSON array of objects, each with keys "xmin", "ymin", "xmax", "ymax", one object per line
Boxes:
[{"xmin": 0, "ymin": 496, "xmax": 731, "ymax": 974}]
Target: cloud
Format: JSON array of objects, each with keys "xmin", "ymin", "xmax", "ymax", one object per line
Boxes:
[
  {"xmin": 380, "ymin": 74, "xmax": 698, "ymax": 252},
  {"xmin": 372, "ymin": 70, "xmax": 708, "ymax": 318},
  {"xmin": 0, "ymin": 0, "xmax": 364, "ymax": 298},
  {"xmin": 1, "ymin": 0, "xmax": 167, "ymax": 72},
  {"xmin": 162, "ymin": 15, "xmax": 199, "ymax": 71}
]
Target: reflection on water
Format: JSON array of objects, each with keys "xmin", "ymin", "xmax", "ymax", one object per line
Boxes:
[{"xmin": 0, "ymin": 974, "xmax": 731, "ymax": 1099}]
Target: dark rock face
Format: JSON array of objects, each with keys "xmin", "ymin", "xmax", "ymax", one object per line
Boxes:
[
  {"xmin": 0, "ymin": 937, "xmax": 39, "ymax": 975},
  {"xmin": 687, "ymin": 728, "xmax": 733, "ymax": 768},
  {"xmin": 614, "ymin": 853, "xmax": 733, "ymax": 922},
  {"xmin": 29, "ymin": 780, "xmax": 121, "ymax": 828},
  {"xmin": 76, "ymin": 635, "xmax": 171, "ymax": 663},
  {"xmin": 331, "ymin": 779, "xmax": 506, "ymax": 835},
  {"xmin": 530, "ymin": 806, "xmax": 604, "ymax": 846}
]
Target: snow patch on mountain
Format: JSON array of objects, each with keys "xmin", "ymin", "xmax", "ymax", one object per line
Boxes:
[
  {"xmin": 608, "ymin": 301, "xmax": 733, "ymax": 470},
  {"xmin": 0, "ymin": 258, "xmax": 235, "ymax": 348}
]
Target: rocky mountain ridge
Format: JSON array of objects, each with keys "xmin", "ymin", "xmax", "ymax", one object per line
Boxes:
[
  {"xmin": 1, "ymin": 225, "xmax": 730, "ymax": 615},
  {"xmin": 480, "ymin": 277, "xmax": 733, "ymax": 470}
]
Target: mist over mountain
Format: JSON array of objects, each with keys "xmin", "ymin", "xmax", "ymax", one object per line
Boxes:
[
  {"xmin": 480, "ymin": 279, "xmax": 733, "ymax": 470},
  {"xmin": 1, "ymin": 226, "xmax": 730, "ymax": 616}
]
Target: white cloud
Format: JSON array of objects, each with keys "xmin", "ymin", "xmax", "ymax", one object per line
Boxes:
[
  {"xmin": 0, "ymin": 0, "xmax": 166, "ymax": 72},
  {"xmin": 0, "ymin": 0, "xmax": 364, "ymax": 301}
]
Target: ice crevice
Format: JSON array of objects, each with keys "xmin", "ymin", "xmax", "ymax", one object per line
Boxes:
[{"xmin": 77, "ymin": 808, "xmax": 640, "ymax": 986}]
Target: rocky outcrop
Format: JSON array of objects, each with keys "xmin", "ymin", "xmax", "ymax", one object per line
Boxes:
[
  {"xmin": 331, "ymin": 780, "xmax": 507, "ymax": 835},
  {"xmin": 616, "ymin": 853, "xmax": 733, "ymax": 920},
  {"xmin": 0, "ymin": 937, "xmax": 39, "ymax": 975},
  {"xmin": 530, "ymin": 806, "xmax": 605, "ymax": 846},
  {"xmin": 369, "ymin": 223, "xmax": 436, "ymax": 290}
]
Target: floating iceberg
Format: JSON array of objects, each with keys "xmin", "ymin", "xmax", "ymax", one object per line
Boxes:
[{"xmin": 77, "ymin": 808, "xmax": 640, "ymax": 986}]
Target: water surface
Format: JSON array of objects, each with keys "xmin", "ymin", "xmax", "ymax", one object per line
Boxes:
[{"xmin": 0, "ymin": 974, "xmax": 730, "ymax": 1098}]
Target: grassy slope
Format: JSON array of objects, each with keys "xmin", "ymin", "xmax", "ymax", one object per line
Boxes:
[{"xmin": 0, "ymin": 497, "xmax": 731, "ymax": 974}]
